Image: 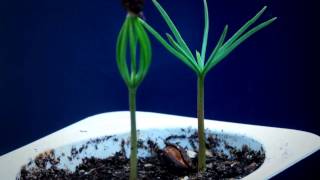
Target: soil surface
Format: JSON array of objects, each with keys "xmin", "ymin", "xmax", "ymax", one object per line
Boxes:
[{"xmin": 18, "ymin": 129, "xmax": 265, "ymax": 180}]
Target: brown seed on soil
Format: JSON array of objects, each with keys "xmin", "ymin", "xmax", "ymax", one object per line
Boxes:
[{"xmin": 162, "ymin": 144, "xmax": 192, "ymax": 170}]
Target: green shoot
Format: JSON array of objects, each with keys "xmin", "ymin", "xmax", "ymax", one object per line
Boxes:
[
  {"xmin": 116, "ymin": 14, "xmax": 152, "ymax": 179},
  {"xmin": 140, "ymin": 0, "xmax": 276, "ymax": 172}
]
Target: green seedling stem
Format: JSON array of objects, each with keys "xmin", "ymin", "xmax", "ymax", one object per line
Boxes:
[
  {"xmin": 140, "ymin": 0, "xmax": 276, "ymax": 172},
  {"xmin": 116, "ymin": 14, "xmax": 152, "ymax": 180}
]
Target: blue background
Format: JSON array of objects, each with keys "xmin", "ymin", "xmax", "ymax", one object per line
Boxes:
[{"xmin": 0, "ymin": 0, "xmax": 318, "ymax": 179}]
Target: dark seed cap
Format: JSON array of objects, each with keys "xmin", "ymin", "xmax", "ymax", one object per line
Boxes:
[{"xmin": 122, "ymin": 0, "xmax": 145, "ymax": 15}]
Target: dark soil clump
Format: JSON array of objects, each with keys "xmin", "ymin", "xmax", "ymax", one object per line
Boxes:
[{"xmin": 18, "ymin": 129, "xmax": 265, "ymax": 180}]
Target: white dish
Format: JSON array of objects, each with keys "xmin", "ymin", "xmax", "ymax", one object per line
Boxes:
[{"xmin": 0, "ymin": 111, "xmax": 319, "ymax": 179}]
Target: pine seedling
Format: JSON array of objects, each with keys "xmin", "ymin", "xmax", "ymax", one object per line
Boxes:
[
  {"xmin": 139, "ymin": 0, "xmax": 276, "ymax": 172},
  {"xmin": 117, "ymin": 0, "xmax": 152, "ymax": 179}
]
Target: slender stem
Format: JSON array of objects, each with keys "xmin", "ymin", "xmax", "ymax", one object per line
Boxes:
[
  {"xmin": 197, "ymin": 75, "xmax": 206, "ymax": 172},
  {"xmin": 129, "ymin": 88, "xmax": 137, "ymax": 180}
]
